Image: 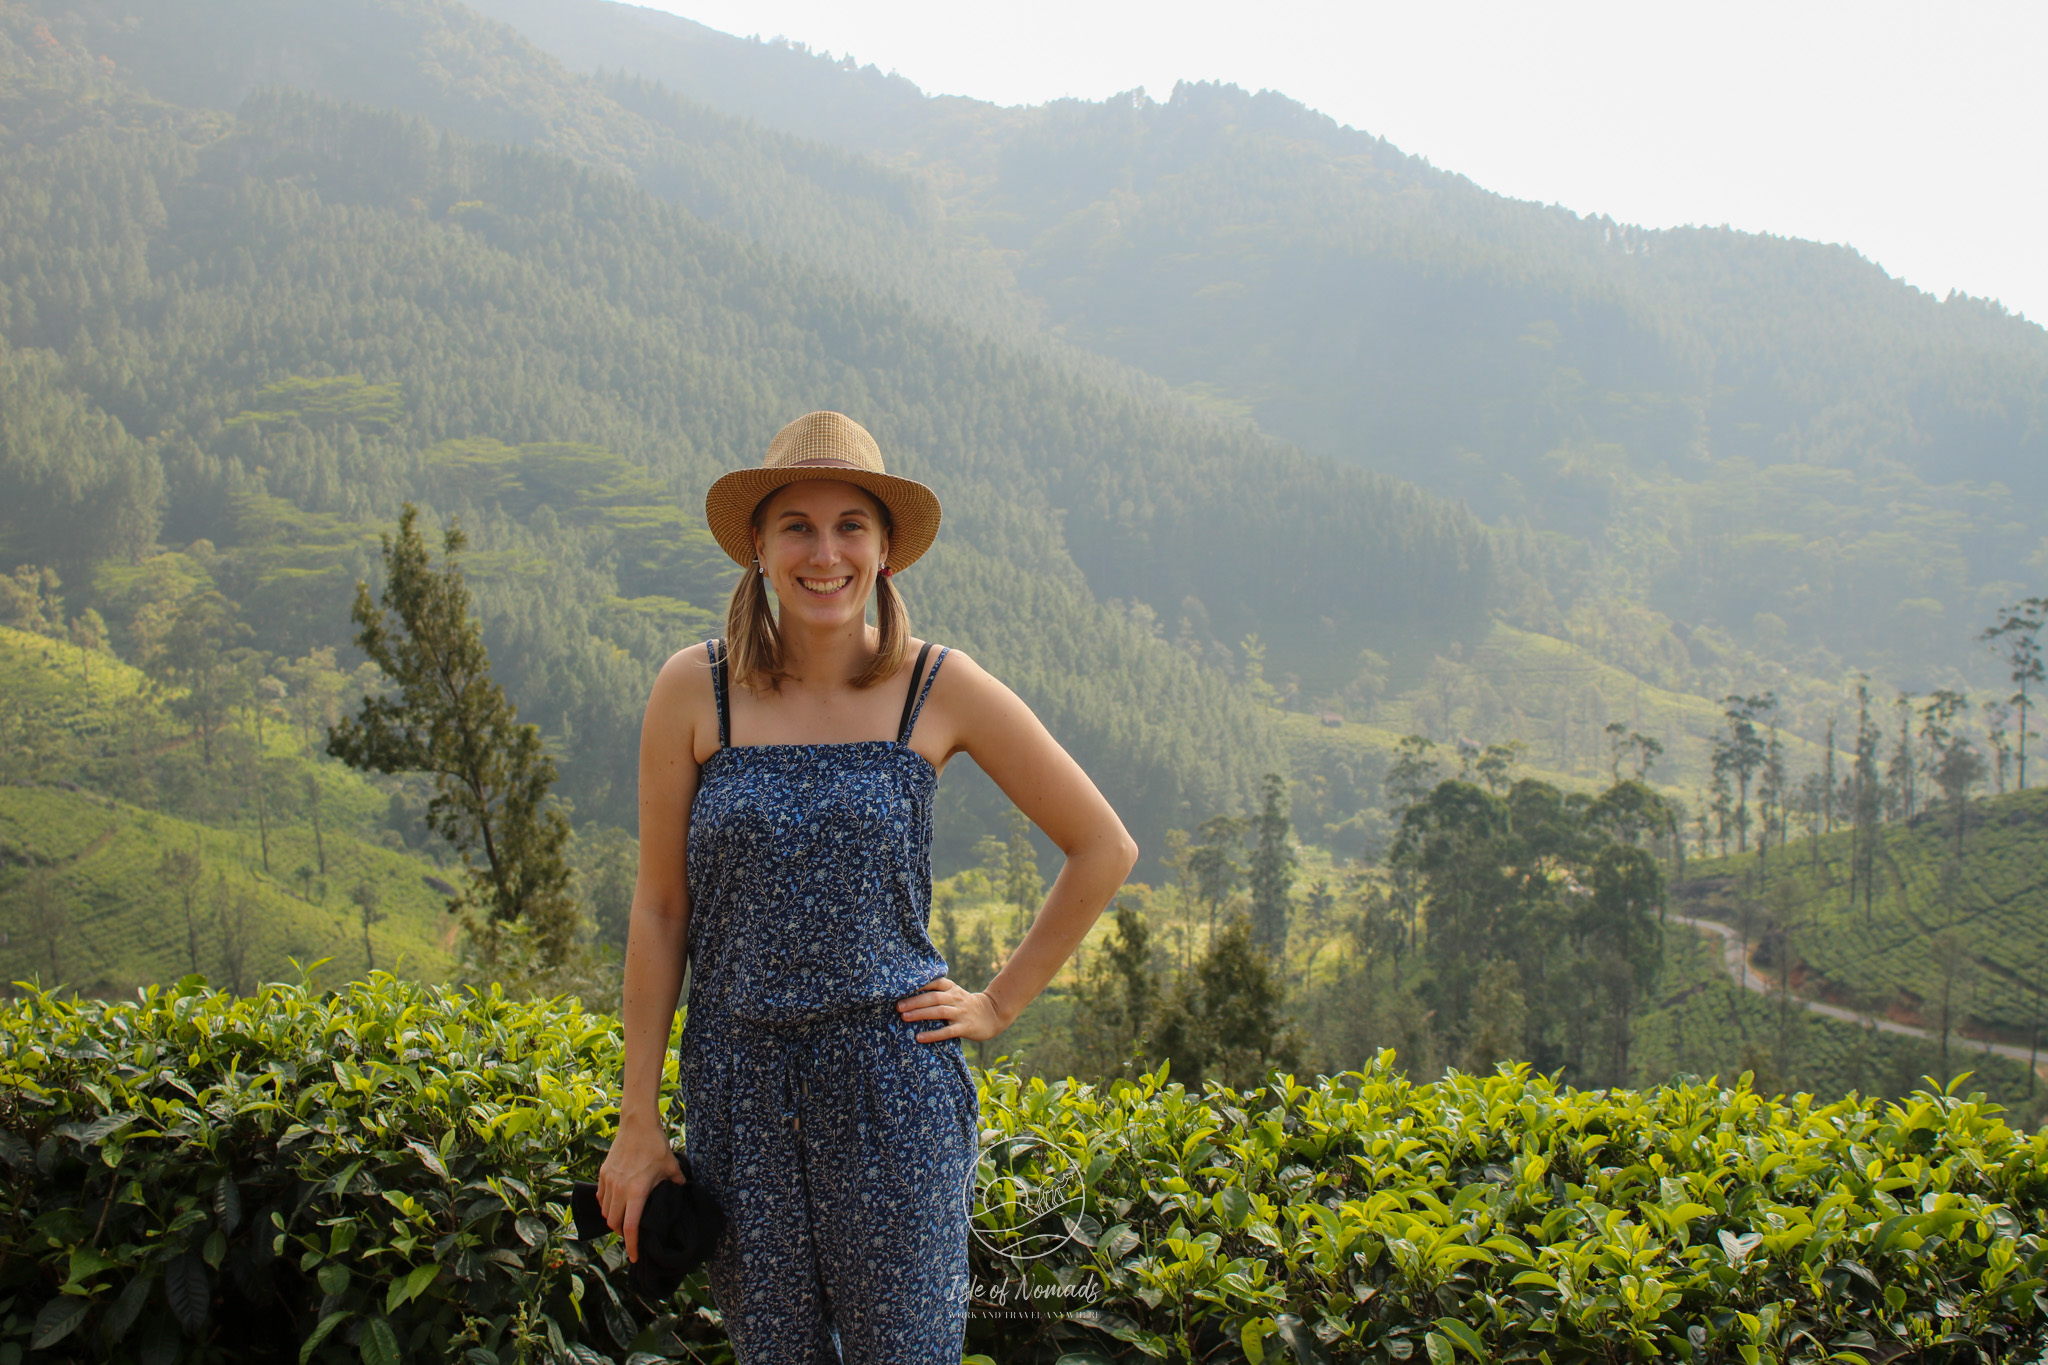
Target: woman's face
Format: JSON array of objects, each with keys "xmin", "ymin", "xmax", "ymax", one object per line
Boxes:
[{"xmin": 753, "ymin": 480, "xmax": 890, "ymax": 632}]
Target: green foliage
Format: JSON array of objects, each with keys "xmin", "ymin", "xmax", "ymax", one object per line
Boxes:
[
  {"xmin": 329, "ymin": 506, "xmax": 577, "ymax": 968},
  {"xmin": 979, "ymin": 1058, "xmax": 2048, "ymax": 1363},
  {"xmin": 0, "ymin": 975, "xmax": 722, "ymax": 1365},
  {"xmin": 1151, "ymin": 916, "xmax": 1302, "ymax": 1090},
  {"xmin": 1391, "ymin": 776, "xmax": 1668, "ymax": 1086},
  {"xmin": 1246, "ymin": 773, "xmax": 1296, "ymax": 958},
  {"xmin": 11, "ymin": 976, "xmax": 2048, "ymax": 1363}
]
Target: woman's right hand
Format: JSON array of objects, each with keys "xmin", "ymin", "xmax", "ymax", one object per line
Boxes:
[{"xmin": 597, "ymin": 1115, "xmax": 686, "ymax": 1264}]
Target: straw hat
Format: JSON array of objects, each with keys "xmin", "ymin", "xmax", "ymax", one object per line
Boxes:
[{"xmin": 703, "ymin": 411, "xmax": 942, "ymax": 572}]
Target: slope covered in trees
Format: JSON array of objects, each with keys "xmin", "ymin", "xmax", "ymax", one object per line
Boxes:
[
  {"xmin": 475, "ymin": 0, "xmax": 2048, "ymax": 687},
  {"xmin": 0, "ymin": 20, "xmax": 1492, "ymax": 873}
]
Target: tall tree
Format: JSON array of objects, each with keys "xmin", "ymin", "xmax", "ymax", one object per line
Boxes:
[
  {"xmin": 328, "ymin": 504, "xmax": 577, "ymax": 967},
  {"xmin": 159, "ymin": 845, "xmax": 203, "ymax": 976},
  {"xmin": 1982, "ymin": 599, "xmax": 2047, "ymax": 790},
  {"xmin": 1921, "ymin": 690, "xmax": 1984, "ymax": 867},
  {"xmin": 1002, "ymin": 806, "xmax": 1043, "ymax": 936},
  {"xmin": 1245, "ymin": 773, "xmax": 1296, "ymax": 959},
  {"xmin": 1711, "ymin": 693, "xmax": 1775, "ymax": 853},
  {"xmin": 1851, "ymin": 681, "xmax": 1883, "ymax": 925},
  {"xmin": 144, "ymin": 591, "xmax": 250, "ymax": 767}
]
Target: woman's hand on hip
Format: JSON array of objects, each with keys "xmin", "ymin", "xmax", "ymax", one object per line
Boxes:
[
  {"xmin": 597, "ymin": 1115, "xmax": 686, "ymax": 1264},
  {"xmin": 898, "ymin": 976, "xmax": 1009, "ymax": 1042}
]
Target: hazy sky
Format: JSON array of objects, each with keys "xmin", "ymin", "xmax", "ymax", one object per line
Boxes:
[{"xmin": 642, "ymin": 0, "xmax": 2046, "ymax": 324}]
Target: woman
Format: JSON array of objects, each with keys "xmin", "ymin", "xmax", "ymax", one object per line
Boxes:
[{"xmin": 598, "ymin": 410, "xmax": 1138, "ymax": 1363}]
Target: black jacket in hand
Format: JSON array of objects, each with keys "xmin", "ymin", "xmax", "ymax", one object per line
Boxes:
[{"xmin": 569, "ymin": 1153, "xmax": 726, "ymax": 1301}]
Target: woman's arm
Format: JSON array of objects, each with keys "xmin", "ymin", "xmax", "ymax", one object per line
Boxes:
[
  {"xmin": 598, "ymin": 645, "xmax": 708, "ymax": 1261},
  {"xmin": 898, "ymin": 650, "xmax": 1139, "ymax": 1042}
]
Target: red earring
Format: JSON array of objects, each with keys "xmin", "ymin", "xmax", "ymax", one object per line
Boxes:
[{"xmin": 878, "ymin": 564, "xmax": 894, "ymax": 579}]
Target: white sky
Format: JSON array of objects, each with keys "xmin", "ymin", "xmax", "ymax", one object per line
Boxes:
[{"xmin": 642, "ymin": 0, "xmax": 2048, "ymax": 323}]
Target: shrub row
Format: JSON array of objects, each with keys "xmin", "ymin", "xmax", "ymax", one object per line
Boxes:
[{"xmin": 6, "ymin": 976, "xmax": 2048, "ymax": 1363}]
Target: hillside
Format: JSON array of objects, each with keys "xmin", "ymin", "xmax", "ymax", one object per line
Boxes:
[
  {"xmin": 0, "ymin": 626, "xmax": 456, "ymax": 993},
  {"xmin": 472, "ymin": 0, "xmax": 2048, "ymax": 691},
  {"xmin": 0, "ymin": 39, "xmax": 1406, "ymax": 863},
  {"xmin": 1674, "ymin": 787, "xmax": 2048, "ymax": 1050}
]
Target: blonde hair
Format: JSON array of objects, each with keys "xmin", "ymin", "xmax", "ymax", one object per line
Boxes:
[{"xmin": 722, "ymin": 488, "xmax": 909, "ymax": 692}]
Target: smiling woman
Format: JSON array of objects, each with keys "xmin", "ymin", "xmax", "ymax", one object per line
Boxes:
[{"xmin": 597, "ymin": 411, "xmax": 1138, "ymax": 1364}]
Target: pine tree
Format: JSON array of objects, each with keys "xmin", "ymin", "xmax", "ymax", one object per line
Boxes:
[
  {"xmin": 328, "ymin": 504, "xmax": 578, "ymax": 968},
  {"xmin": 1246, "ymin": 773, "xmax": 1296, "ymax": 959}
]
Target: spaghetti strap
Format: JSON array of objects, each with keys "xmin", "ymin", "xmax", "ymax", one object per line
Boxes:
[
  {"xmin": 709, "ymin": 637, "xmax": 731, "ymax": 749},
  {"xmin": 894, "ymin": 643, "xmax": 933, "ymax": 746},
  {"xmin": 898, "ymin": 646, "xmax": 949, "ymax": 746}
]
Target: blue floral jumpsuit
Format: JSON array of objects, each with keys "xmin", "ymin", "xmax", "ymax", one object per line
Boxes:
[{"xmin": 678, "ymin": 638, "xmax": 981, "ymax": 1363}]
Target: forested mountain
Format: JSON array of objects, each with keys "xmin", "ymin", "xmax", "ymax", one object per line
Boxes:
[
  {"xmin": 0, "ymin": 12, "xmax": 1493, "ymax": 878},
  {"xmin": 470, "ymin": 0, "xmax": 2048, "ymax": 688}
]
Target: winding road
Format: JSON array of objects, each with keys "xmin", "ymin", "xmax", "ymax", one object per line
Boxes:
[{"xmin": 1668, "ymin": 913, "xmax": 2048, "ymax": 1074}]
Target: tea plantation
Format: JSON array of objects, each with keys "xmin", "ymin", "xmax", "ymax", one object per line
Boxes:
[{"xmin": 5, "ymin": 977, "xmax": 2048, "ymax": 1363}]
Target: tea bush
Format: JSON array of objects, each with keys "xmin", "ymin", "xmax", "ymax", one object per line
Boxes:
[
  {"xmin": 0, "ymin": 973, "xmax": 726, "ymax": 1365},
  {"xmin": 7, "ymin": 977, "xmax": 2048, "ymax": 1364},
  {"xmin": 981, "ymin": 1065, "xmax": 2048, "ymax": 1363}
]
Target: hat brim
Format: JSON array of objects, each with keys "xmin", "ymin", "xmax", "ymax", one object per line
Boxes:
[{"xmin": 704, "ymin": 466, "xmax": 942, "ymax": 571}]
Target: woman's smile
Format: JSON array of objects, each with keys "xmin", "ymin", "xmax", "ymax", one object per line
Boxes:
[{"xmin": 797, "ymin": 574, "xmax": 853, "ymax": 596}]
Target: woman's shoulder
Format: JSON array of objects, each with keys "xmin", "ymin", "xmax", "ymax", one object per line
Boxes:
[
  {"xmin": 914, "ymin": 641, "xmax": 1003, "ymax": 697},
  {"xmin": 661, "ymin": 638, "xmax": 717, "ymax": 675},
  {"xmin": 647, "ymin": 639, "xmax": 719, "ymax": 705}
]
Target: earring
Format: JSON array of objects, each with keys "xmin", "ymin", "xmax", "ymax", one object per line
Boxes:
[{"xmin": 754, "ymin": 557, "xmax": 764, "ymax": 576}]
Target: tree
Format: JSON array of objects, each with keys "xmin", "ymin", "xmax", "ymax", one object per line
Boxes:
[
  {"xmin": 572, "ymin": 825, "xmax": 639, "ymax": 952},
  {"xmin": 1002, "ymin": 806, "xmax": 1043, "ymax": 936},
  {"xmin": 1474, "ymin": 740, "xmax": 1523, "ymax": 794},
  {"xmin": 1384, "ymin": 735, "xmax": 1440, "ymax": 810},
  {"xmin": 1921, "ymin": 691, "xmax": 1983, "ymax": 867},
  {"xmin": 1151, "ymin": 914, "xmax": 1301, "ymax": 1089},
  {"xmin": 215, "ymin": 874, "xmax": 254, "ymax": 996},
  {"xmin": 1982, "ymin": 598, "xmax": 2046, "ymax": 790},
  {"xmin": 145, "ymin": 591, "xmax": 251, "ymax": 767},
  {"xmin": 350, "ymin": 880, "xmax": 387, "ymax": 972},
  {"xmin": 1186, "ymin": 814, "xmax": 1244, "ymax": 944},
  {"xmin": 1756, "ymin": 718, "xmax": 1786, "ymax": 883},
  {"xmin": 1071, "ymin": 899, "xmax": 1160, "ymax": 1079},
  {"xmin": 949, "ymin": 915, "xmax": 1001, "ymax": 1068},
  {"xmin": 328, "ymin": 505, "xmax": 578, "ymax": 967},
  {"xmin": 1245, "ymin": 773, "xmax": 1295, "ymax": 959},
  {"xmin": 1850, "ymin": 681, "xmax": 1883, "ymax": 925},
  {"xmin": 1711, "ymin": 693, "xmax": 1775, "ymax": 853},
  {"xmin": 1986, "ymin": 701, "xmax": 2015, "ymax": 794},
  {"xmin": 303, "ymin": 772, "xmax": 328, "ymax": 877},
  {"xmin": 1578, "ymin": 843, "xmax": 1664, "ymax": 1084},
  {"xmin": 1884, "ymin": 691, "xmax": 1917, "ymax": 821},
  {"xmin": 67, "ymin": 608, "xmax": 107, "ymax": 711},
  {"xmin": 1460, "ymin": 959, "xmax": 1528, "ymax": 1075},
  {"xmin": 159, "ymin": 845, "xmax": 203, "ymax": 976}
]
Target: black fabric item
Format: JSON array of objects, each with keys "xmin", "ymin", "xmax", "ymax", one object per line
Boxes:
[
  {"xmin": 895, "ymin": 641, "xmax": 934, "ymax": 743},
  {"xmin": 568, "ymin": 1153, "xmax": 726, "ymax": 1301}
]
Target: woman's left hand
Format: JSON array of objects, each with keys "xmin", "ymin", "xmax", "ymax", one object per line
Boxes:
[{"xmin": 897, "ymin": 976, "xmax": 1008, "ymax": 1042}]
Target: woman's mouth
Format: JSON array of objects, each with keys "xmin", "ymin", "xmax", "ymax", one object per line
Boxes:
[{"xmin": 797, "ymin": 575, "xmax": 852, "ymax": 596}]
